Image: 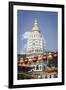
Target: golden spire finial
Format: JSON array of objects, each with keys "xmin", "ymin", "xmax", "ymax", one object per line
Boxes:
[
  {"xmin": 34, "ymin": 17, "xmax": 38, "ymax": 24},
  {"xmin": 32, "ymin": 17, "xmax": 39, "ymax": 31}
]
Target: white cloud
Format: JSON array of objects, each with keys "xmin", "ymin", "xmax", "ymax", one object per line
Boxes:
[{"xmin": 22, "ymin": 32, "xmax": 31, "ymax": 39}]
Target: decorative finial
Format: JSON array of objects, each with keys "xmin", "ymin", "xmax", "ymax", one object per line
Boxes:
[
  {"xmin": 34, "ymin": 17, "xmax": 38, "ymax": 24},
  {"xmin": 32, "ymin": 17, "xmax": 39, "ymax": 31}
]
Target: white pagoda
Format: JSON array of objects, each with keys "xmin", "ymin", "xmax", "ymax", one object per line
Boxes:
[{"xmin": 26, "ymin": 17, "xmax": 46, "ymax": 56}]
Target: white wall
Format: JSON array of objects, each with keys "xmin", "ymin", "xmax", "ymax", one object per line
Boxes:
[{"xmin": 0, "ymin": 0, "xmax": 66, "ymax": 90}]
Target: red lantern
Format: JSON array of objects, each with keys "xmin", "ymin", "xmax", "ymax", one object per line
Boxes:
[
  {"xmin": 53, "ymin": 52, "xmax": 58, "ymax": 59},
  {"xmin": 33, "ymin": 56, "xmax": 37, "ymax": 63},
  {"xmin": 43, "ymin": 55, "xmax": 47, "ymax": 61},
  {"xmin": 24, "ymin": 58, "xmax": 28, "ymax": 64}
]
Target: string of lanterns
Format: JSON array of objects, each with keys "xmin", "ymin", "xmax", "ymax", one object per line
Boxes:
[{"xmin": 18, "ymin": 52, "xmax": 58, "ymax": 66}]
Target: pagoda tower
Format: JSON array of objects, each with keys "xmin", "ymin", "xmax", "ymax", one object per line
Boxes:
[{"xmin": 26, "ymin": 17, "xmax": 46, "ymax": 56}]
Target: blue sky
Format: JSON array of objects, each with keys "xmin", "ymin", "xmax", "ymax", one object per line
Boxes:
[{"xmin": 17, "ymin": 10, "xmax": 58, "ymax": 54}]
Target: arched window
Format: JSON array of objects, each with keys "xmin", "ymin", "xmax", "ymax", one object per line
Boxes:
[
  {"xmin": 43, "ymin": 66, "xmax": 46, "ymax": 71},
  {"xmin": 36, "ymin": 65, "xmax": 39, "ymax": 70},
  {"xmin": 40, "ymin": 65, "xmax": 41, "ymax": 70}
]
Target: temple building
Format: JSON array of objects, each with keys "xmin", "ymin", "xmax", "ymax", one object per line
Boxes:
[
  {"xmin": 25, "ymin": 17, "xmax": 47, "ymax": 72},
  {"xmin": 26, "ymin": 17, "xmax": 46, "ymax": 56}
]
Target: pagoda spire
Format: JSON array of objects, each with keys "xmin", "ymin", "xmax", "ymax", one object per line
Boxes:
[{"xmin": 32, "ymin": 17, "xmax": 40, "ymax": 32}]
